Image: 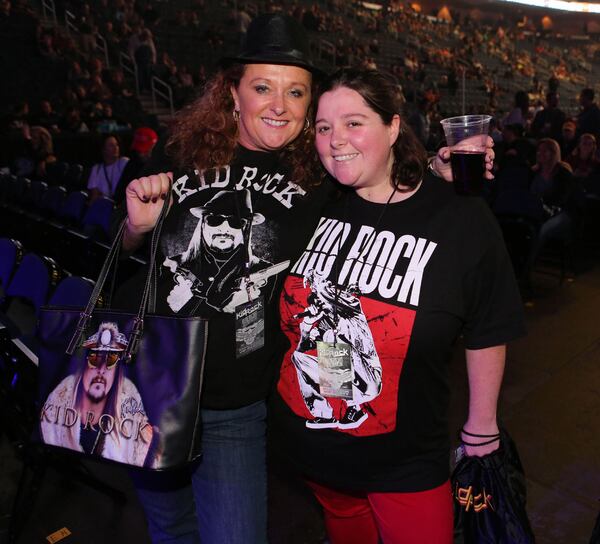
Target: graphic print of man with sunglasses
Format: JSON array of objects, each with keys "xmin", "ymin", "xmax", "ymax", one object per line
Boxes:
[
  {"xmin": 164, "ymin": 189, "xmax": 285, "ymax": 314},
  {"xmin": 40, "ymin": 322, "xmax": 159, "ymax": 468}
]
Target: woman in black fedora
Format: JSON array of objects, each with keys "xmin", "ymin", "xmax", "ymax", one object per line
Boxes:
[
  {"xmin": 121, "ymin": 12, "xmax": 494, "ymax": 544},
  {"xmin": 123, "ymin": 13, "xmax": 329, "ymax": 544}
]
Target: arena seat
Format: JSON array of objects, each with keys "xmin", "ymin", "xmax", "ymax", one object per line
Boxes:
[
  {"xmin": 1, "ymin": 253, "xmax": 60, "ymax": 316},
  {"xmin": 81, "ymin": 196, "xmax": 115, "ymax": 239},
  {"xmin": 41, "ymin": 185, "xmax": 67, "ymax": 218},
  {"xmin": 0, "ymin": 238, "xmax": 23, "ymax": 293},
  {"xmin": 58, "ymin": 190, "xmax": 88, "ymax": 225},
  {"xmin": 47, "ymin": 275, "xmax": 94, "ymax": 308}
]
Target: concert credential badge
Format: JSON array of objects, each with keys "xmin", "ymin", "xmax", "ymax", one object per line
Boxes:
[
  {"xmin": 317, "ymin": 341, "xmax": 353, "ymax": 399},
  {"xmin": 235, "ymin": 295, "xmax": 265, "ymax": 358}
]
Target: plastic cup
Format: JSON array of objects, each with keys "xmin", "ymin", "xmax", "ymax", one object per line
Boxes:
[{"xmin": 440, "ymin": 115, "xmax": 492, "ymax": 196}]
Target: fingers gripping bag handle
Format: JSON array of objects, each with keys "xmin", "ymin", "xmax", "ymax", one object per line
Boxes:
[{"xmin": 66, "ymin": 189, "xmax": 171, "ymax": 357}]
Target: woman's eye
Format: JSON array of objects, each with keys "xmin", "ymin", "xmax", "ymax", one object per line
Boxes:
[
  {"xmin": 348, "ymin": 121, "xmax": 361, "ymax": 128},
  {"xmin": 316, "ymin": 126, "xmax": 330, "ymax": 134},
  {"xmin": 254, "ymin": 85, "xmax": 269, "ymax": 94},
  {"xmin": 289, "ymin": 89, "xmax": 305, "ymax": 98}
]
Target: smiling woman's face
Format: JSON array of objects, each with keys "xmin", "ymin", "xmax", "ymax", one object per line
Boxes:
[
  {"xmin": 314, "ymin": 86, "xmax": 399, "ymax": 200},
  {"xmin": 231, "ymin": 64, "xmax": 312, "ymax": 152}
]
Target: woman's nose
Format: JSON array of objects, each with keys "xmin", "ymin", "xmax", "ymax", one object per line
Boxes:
[
  {"xmin": 330, "ymin": 127, "xmax": 346, "ymax": 148},
  {"xmin": 270, "ymin": 93, "xmax": 285, "ymax": 116}
]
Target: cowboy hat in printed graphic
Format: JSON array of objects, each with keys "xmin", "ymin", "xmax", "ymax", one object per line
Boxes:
[{"xmin": 82, "ymin": 322, "xmax": 128, "ymax": 352}]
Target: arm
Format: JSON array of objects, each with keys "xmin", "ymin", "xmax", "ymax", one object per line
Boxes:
[{"xmin": 461, "ymin": 345, "xmax": 505, "ymax": 457}]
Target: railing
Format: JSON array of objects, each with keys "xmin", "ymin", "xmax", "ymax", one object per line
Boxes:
[
  {"xmin": 95, "ymin": 33, "xmax": 110, "ymax": 68},
  {"xmin": 119, "ymin": 52, "xmax": 139, "ymax": 95},
  {"xmin": 152, "ymin": 76, "xmax": 175, "ymax": 116},
  {"xmin": 41, "ymin": 0, "xmax": 57, "ymax": 26},
  {"xmin": 318, "ymin": 39, "xmax": 336, "ymax": 68},
  {"xmin": 64, "ymin": 10, "xmax": 77, "ymax": 35}
]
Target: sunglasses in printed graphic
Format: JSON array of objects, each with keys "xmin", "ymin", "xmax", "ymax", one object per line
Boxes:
[
  {"xmin": 87, "ymin": 351, "xmax": 121, "ymax": 370},
  {"xmin": 203, "ymin": 214, "xmax": 248, "ymax": 229}
]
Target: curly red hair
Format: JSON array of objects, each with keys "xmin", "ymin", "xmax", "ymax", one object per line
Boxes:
[{"xmin": 166, "ymin": 64, "xmax": 322, "ymax": 191}]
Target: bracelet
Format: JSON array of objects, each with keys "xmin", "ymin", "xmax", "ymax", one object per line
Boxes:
[
  {"xmin": 461, "ymin": 428, "xmax": 500, "ymax": 439},
  {"xmin": 460, "ymin": 436, "xmax": 500, "ymax": 447},
  {"xmin": 427, "ymin": 156, "xmax": 443, "ymax": 178}
]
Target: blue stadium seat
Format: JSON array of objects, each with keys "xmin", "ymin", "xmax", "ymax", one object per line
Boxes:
[
  {"xmin": 41, "ymin": 185, "xmax": 68, "ymax": 218},
  {"xmin": 45, "ymin": 160, "xmax": 69, "ymax": 186},
  {"xmin": 0, "ymin": 238, "xmax": 23, "ymax": 292},
  {"xmin": 48, "ymin": 275, "xmax": 94, "ymax": 308},
  {"xmin": 59, "ymin": 190, "xmax": 88, "ymax": 225},
  {"xmin": 3, "ymin": 253, "xmax": 60, "ymax": 315},
  {"xmin": 30, "ymin": 180, "xmax": 48, "ymax": 211},
  {"xmin": 81, "ymin": 197, "xmax": 115, "ymax": 239},
  {"xmin": 65, "ymin": 163, "xmax": 85, "ymax": 189}
]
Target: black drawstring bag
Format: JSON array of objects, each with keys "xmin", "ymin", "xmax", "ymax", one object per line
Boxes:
[
  {"xmin": 590, "ymin": 511, "xmax": 600, "ymax": 544},
  {"xmin": 452, "ymin": 428, "xmax": 536, "ymax": 543}
]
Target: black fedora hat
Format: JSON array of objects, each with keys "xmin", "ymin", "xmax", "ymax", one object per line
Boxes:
[{"xmin": 221, "ymin": 13, "xmax": 321, "ymax": 75}]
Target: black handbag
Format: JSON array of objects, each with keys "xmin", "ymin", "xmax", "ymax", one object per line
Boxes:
[
  {"xmin": 452, "ymin": 428, "xmax": 536, "ymax": 543},
  {"xmin": 37, "ymin": 197, "xmax": 208, "ymax": 470}
]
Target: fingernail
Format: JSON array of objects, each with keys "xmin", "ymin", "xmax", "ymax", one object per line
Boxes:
[
  {"xmin": 142, "ymin": 196, "xmax": 150, "ymax": 202},
  {"xmin": 151, "ymin": 197, "xmax": 158, "ymax": 203},
  {"xmin": 160, "ymin": 193, "xmax": 167, "ymax": 200}
]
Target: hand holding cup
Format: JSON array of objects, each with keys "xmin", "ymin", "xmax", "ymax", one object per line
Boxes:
[{"xmin": 439, "ymin": 115, "xmax": 493, "ymax": 195}]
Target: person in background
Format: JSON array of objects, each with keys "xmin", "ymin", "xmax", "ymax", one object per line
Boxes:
[
  {"xmin": 559, "ymin": 119, "xmax": 578, "ymax": 159},
  {"xmin": 14, "ymin": 124, "xmax": 56, "ymax": 178},
  {"xmin": 524, "ymin": 138, "xmax": 582, "ymax": 283},
  {"xmin": 87, "ymin": 134, "xmax": 129, "ymax": 201},
  {"xmin": 530, "ymin": 91, "xmax": 566, "ymax": 141},
  {"xmin": 504, "ymin": 90, "xmax": 530, "ymax": 131},
  {"xmin": 61, "ymin": 107, "xmax": 89, "ymax": 134},
  {"xmin": 566, "ymin": 133, "xmax": 600, "ymax": 195},
  {"xmin": 134, "ymin": 29, "xmax": 156, "ymax": 93},
  {"xmin": 272, "ymin": 68, "xmax": 523, "ymax": 544},
  {"xmin": 33, "ymin": 99, "xmax": 61, "ymax": 134},
  {"xmin": 577, "ymin": 88, "xmax": 600, "ymax": 141},
  {"xmin": 113, "ymin": 127, "xmax": 158, "ymax": 205}
]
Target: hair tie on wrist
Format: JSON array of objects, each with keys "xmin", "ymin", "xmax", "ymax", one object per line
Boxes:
[
  {"xmin": 461, "ymin": 428, "xmax": 501, "ymax": 439},
  {"xmin": 460, "ymin": 436, "xmax": 500, "ymax": 447}
]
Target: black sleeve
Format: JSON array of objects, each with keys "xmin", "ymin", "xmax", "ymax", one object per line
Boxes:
[{"xmin": 461, "ymin": 204, "xmax": 526, "ymax": 350}]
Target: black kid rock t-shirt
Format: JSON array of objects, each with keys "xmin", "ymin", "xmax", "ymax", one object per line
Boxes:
[
  {"xmin": 272, "ymin": 173, "xmax": 525, "ymax": 493},
  {"xmin": 150, "ymin": 146, "xmax": 330, "ymax": 409}
]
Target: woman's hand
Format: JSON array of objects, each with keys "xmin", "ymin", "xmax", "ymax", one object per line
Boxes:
[
  {"xmin": 431, "ymin": 136, "xmax": 495, "ymax": 181},
  {"xmin": 123, "ymin": 172, "xmax": 172, "ymax": 251},
  {"xmin": 125, "ymin": 172, "xmax": 173, "ymax": 235}
]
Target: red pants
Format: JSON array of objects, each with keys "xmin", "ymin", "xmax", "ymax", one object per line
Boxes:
[{"xmin": 307, "ymin": 480, "xmax": 453, "ymax": 544}]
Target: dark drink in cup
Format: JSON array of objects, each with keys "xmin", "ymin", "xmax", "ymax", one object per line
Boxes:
[
  {"xmin": 440, "ymin": 114, "xmax": 491, "ymax": 196},
  {"xmin": 450, "ymin": 151, "xmax": 485, "ymax": 196}
]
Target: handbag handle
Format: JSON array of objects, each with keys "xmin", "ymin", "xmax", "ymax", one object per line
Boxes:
[{"xmin": 66, "ymin": 193, "xmax": 170, "ymax": 358}]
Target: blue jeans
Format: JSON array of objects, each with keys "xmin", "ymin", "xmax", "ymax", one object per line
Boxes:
[{"xmin": 132, "ymin": 400, "xmax": 267, "ymax": 543}]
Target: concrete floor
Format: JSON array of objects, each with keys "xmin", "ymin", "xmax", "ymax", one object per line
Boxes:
[{"xmin": 1, "ymin": 260, "xmax": 600, "ymax": 544}]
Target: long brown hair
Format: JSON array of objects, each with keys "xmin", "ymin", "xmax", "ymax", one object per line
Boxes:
[
  {"xmin": 305, "ymin": 68, "xmax": 427, "ymax": 191},
  {"xmin": 166, "ymin": 64, "xmax": 319, "ymax": 190}
]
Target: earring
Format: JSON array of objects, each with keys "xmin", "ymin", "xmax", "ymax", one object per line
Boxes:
[
  {"xmin": 304, "ymin": 118, "xmax": 310, "ymax": 132},
  {"xmin": 233, "ymin": 109, "xmax": 240, "ymax": 122}
]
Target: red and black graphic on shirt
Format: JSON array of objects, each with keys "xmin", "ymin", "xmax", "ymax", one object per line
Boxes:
[{"xmin": 278, "ymin": 217, "xmax": 437, "ymax": 437}]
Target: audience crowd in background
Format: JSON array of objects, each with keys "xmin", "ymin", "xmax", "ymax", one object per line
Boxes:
[{"xmin": 1, "ymin": 0, "xmax": 600, "ymax": 300}]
